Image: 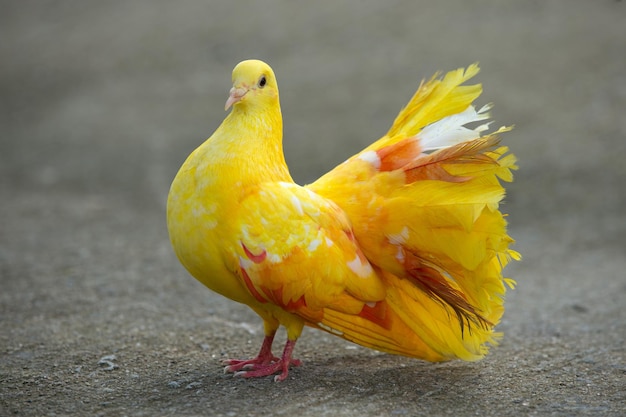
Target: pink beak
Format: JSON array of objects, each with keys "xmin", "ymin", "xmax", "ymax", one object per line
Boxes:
[{"xmin": 225, "ymin": 87, "xmax": 247, "ymax": 110}]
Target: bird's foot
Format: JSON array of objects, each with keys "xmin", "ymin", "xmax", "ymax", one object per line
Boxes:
[
  {"xmin": 223, "ymin": 339, "xmax": 300, "ymax": 382},
  {"xmin": 222, "ymin": 355, "xmax": 280, "ymax": 372},
  {"xmin": 222, "ymin": 333, "xmax": 279, "ymax": 373},
  {"xmin": 233, "ymin": 356, "xmax": 301, "ymax": 382}
]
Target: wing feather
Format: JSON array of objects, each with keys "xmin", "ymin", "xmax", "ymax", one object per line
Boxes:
[{"xmin": 230, "ymin": 182, "xmax": 386, "ymax": 318}]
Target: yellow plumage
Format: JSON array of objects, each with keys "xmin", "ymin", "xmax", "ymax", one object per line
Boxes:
[{"xmin": 167, "ymin": 60, "xmax": 519, "ymax": 381}]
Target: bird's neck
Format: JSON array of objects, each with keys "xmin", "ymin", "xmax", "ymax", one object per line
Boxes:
[{"xmin": 195, "ymin": 104, "xmax": 293, "ymax": 196}]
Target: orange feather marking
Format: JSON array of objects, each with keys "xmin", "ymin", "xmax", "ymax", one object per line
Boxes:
[
  {"xmin": 357, "ymin": 301, "xmax": 392, "ymax": 330},
  {"xmin": 242, "ymin": 242, "xmax": 267, "ymax": 264},
  {"xmin": 376, "ymin": 138, "xmax": 423, "ymax": 171},
  {"xmin": 240, "ymin": 268, "xmax": 267, "ymax": 303},
  {"xmin": 262, "ymin": 286, "xmax": 308, "ymax": 312}
]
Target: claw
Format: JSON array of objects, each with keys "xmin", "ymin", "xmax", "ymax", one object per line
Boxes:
[
  {"xmin": 224, "ymin": 363, "xmax": 253, "ymax": 373},
  {"xmin": 274, "ymin": 373, "xmax": 287, "ymax": 383}
]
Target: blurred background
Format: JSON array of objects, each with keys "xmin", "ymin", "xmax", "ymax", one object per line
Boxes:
[{"xmin": 1, "ymin": 1, "xmax": 624, "ymax": 416}]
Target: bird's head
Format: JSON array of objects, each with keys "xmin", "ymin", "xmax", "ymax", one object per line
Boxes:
[{"xmin": 225, "ymin": 60, "xmax": 279, "ymax": 111}]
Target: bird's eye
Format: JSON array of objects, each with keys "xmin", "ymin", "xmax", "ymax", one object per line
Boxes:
[{"xmin": 258, "ymin": 75, "xmax": 267, "ymax": 88}]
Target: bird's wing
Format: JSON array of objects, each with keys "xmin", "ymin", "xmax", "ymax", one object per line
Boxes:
[{"xmin": 227, "ymin": 181, "xmax": 387, "ymax": 321}]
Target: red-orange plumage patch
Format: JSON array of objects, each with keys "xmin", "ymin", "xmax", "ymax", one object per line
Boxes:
[
  {"xmin": 242, "ymin": 242, "xmax": 267, "ymax": 264},
  {"xmin": 262, "ymin": 285, "xmax": 307, "ymax": 312},
  {"xmin": 376, "ymin": 138, "xmax": 422, "ymax": 171},
  {"xmin": 358, "ymin": 301, "xmax": 392, "ymax": 330},
  {"xmin": 240, "ymin": 268, "xmax": 267, "ymax": 303}
]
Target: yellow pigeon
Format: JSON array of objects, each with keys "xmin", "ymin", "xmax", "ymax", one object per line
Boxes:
[{"xmin": 167, "ymin": 60, "xmax": 519, "ymax": 381}]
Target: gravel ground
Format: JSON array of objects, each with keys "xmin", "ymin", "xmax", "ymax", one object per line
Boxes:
[{"xmin": 1, "ymin": 1, "xmax": 625, "ymax": 416}]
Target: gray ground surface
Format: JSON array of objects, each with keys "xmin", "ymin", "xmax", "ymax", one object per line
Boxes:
[{"xmin": 1, "ymin": 1, "xmax": 625, "ymax": 416}]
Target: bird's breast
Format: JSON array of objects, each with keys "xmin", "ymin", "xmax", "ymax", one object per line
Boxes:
[{"xmin": 166, "ymin": 152, "xmax": 253, "ymax": 303}]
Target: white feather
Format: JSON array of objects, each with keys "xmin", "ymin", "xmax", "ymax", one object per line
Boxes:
[
  {"xmin": 418, "ymin": 104, "xmax": 492, "ymax": 151},
  {"xmin": 357, "ymin": 150, "xmax": 381, "ymax": 169}
]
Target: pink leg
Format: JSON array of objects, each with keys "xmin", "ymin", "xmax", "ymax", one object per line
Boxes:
[
  {"xmin": 226, "ymin": 338, "xmax": 301, "ymax": 382},
  {"xmin": 223, "ymin": 333, "xmax": 279, "ymax": 373}
]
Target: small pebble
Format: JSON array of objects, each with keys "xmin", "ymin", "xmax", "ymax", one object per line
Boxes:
[
  {"xmin": 98, "ymin": 355, "xmax": 118, "ymax": 371},
  {"xmin": 168, "ymin": 381, "xmax": 181, "ymax": 388}
]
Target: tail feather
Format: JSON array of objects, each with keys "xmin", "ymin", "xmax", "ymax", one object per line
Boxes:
[
  {"xmin": 403, "ymin": 254, "xmax": 492, "ymax": 333},
  {"xmin": 390, "ymin": 64, "xmax": 483, "ymax": 138},
  {"xmin": 419, "ymin": 104, "xmax": 493, "ymax": 151},
  {"xmin": 406, "ymin": 135, "xmax": 503, "ymax": 183},
  {"xmin": 308, "ymin": 64, "xmax": 518, "ymax": 361},
  {"xmin": 367, "ymin": 63, "xmax": 483, "ymax": 151}
]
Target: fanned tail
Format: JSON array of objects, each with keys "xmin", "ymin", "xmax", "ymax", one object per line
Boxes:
[{"xmin": 308, "ymin": 64, "xmax": 519, "ymax": 361}]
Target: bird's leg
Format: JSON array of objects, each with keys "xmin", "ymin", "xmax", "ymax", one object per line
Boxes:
[
  {"xmin": 223, "ymin": 332, "xmax": 279, "ymax": 373},
  {"xmin": 233, "ymin": 339, "xmax": 301, "ymax": 382}
]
